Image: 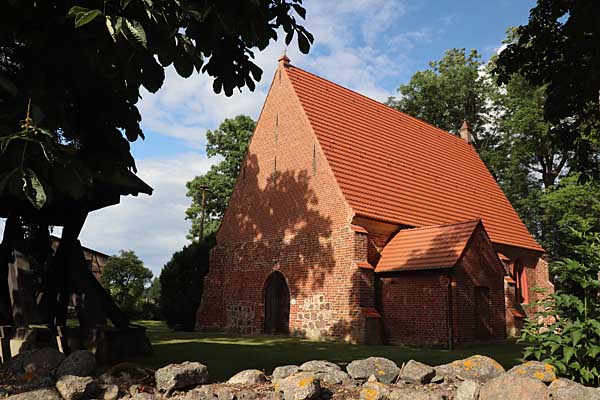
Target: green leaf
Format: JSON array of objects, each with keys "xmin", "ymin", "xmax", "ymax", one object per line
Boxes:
[
  {"xmin": 297, "ymin": 31, "xmax": 310, "ymax": 54},
  {"xmin": 21, "ymin": 168, "xmax": 46, "ymax": 210},
  {"xmin": 563, "ymin": 347, "xmax": 575, "ymax": 363},
  {"xmin": 125, "ymin": 19, "xmax": 147, "ymax": 48},
  {"xmin": 73, "ymin": 9, "xmax": 103, "ymax": 28},
  {"xmin": 174, "ymin": 55, "xmax": 193, "ymax": 78}
]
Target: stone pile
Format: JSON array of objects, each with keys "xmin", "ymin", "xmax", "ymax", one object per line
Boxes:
[{"xmin": 2, "ymin": 349, "xmax": 600, "ymax": 400}]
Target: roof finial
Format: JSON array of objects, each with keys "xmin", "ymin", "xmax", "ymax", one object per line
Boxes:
[
  {"xmin": 459, "ymin": 119, "xmax": 472, "ymax": 144},
  {"xmin": 278, "ymin": 49, "xmax": 290, "ymax": 67}
]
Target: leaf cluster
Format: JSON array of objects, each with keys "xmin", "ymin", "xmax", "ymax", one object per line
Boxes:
[
  {"xmin": 0, "ymin": 0, "xmax": 311, "ymax": 216},
  {"xmin": 521, "ymin": 230, "xmax": 600, "ymax": 385}
]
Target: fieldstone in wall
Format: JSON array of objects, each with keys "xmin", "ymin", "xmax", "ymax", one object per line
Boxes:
[
  {"xmin": 56, "ymin": 350, "xmax": 97, "ymax": 378},
  {"xmin": 225, "ymin": 304, "xmax": 255, "ymax": 334},
  {"xmin": 227, "ymin": 369, "xmax": 267, "ymax": 385},
  {"xmin": 507, "ymin": 361, "xmax": 556, "ymax": 383},
  {"xmin": 298, "ymin": 294, "xmax": 332, "ymax": 339},
  {"xmin": 549, "ymin": 378, "xmax": 600, "ymax": 400},
  {"xmin": 346, "ymin": 357, "xmax": 400, "ymax": 384},
  {"xmin": 398, "ymin": 360, "xmax": 435, "ymax": 384},
  {"xmin": 155, "ymin": 362, "xmax": 208, "ymax": 393},
  {"xmin": 276, "ymin": 372, "xmax": 320, "ymax": 400},
  {"xmin": 435, "ymin": 355, "xmax": 505, "ymax": 383},
  {"xmin": 479, "ymin": 374, "xmax": 550, "ymax": 400},
  {"xmin": 272, "ymin": 365, "xmax": 299, "ymax": 381}
]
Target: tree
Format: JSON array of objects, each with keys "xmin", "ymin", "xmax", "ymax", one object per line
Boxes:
[
  {"xmin": 494, "ymin": 0, "xmax": 600, "ymax": 176},
  {"xmin": 539, "ymin": 174, "xmax": 600, "ymax": 259},
  {"xmin": 186, "ymin": 115, "xmax": 255, "ymax": 239},
  {"xmin": 159, "ymin": 240, "xmax": 211, "ymax": 330},
  {"xmin": 387, "ymin": 49, "xmax": 497, "ymax": 159},
  {"xmin": 101, "ymin": 250, "xmax": 153, "ymax": 317},
  {"xmin": 0, "ymin": 0, "xmax": 312, "ymax": 330}
]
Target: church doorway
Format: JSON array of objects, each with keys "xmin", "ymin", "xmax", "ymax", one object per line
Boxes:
[{"xmin": 264, "ymin": 271, "xmax": 290, "ymax": 334}]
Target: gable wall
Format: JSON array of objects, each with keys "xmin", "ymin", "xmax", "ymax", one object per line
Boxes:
[
  {"xmin": 197, "ymin": 63, "xmax": 365, "ymax": 341},
  {"xmin": 451, "ymin": 226, "xmax": 506, "ymax": 344}
]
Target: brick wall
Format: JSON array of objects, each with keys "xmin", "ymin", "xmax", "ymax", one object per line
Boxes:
[
  {"xmin": 196, "ymin": 61, "xmax": 366, "ymax": 342},
  {"xmin": 379, "ymin": 226, "xmax": 506, "ymax": 347}
]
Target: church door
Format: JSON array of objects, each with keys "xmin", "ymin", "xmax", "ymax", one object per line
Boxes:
[{"xmin": 264, "ymin": 272, "xmax": 290, "ymax": 334}]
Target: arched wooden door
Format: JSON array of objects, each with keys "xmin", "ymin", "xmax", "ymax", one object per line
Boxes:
[{"xmin": 264, "ymin": 272, "xmax": 290, "ymax": 334}]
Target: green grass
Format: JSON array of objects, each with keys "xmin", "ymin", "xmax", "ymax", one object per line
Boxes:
[{"xmin": 133, "ymin": 320, "xmax": 524, "ymax": 382}]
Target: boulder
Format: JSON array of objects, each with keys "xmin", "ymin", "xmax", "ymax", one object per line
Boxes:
[
  {"xmin": 359, "ymin": 382, "xmax": 390, "ymax": 400},
  {"xmin": 454, "ymin": 380, "xmax": 480, "ymax": 400},
  {"xmin": 434, "ymin": 355, "xmax": 504, "ymax": 383},
  {"xmin": 6, "ymin": 388, "xmax": 62, "ymax": 400},
  {"xmin": 388, "ymin": 388, "xmax": 444, "ymax": 400},
  {"xmin": 346, "ymin": 357, "xmax": 400, "ymax": 384},
  {"xmin": 56, "ymin": 351, "xmax": 96, "ymax": 378},
  {"xmin": 130, "ymin": 394, "xmax": 161, "ymax": 400},
  {"xmin": 479, "ymin": 374, "xmax": 550, "ymax": 400},
  {"xmin": 155, "ymin": 362, "xmax": 208, "ymax": 393},
  {"xmin": 315, "ymin": 370, "xmax": 350, "ymax": 385},
  {"xmin": 22, "ymin": 348, "xmax": 65, "ymax": 374},
  {"xmin": 507, "ymin": 361, "xmax": 556, "ymax": 383},
  {"xmin": 298, "ymin": 360, "xmax": 340, "ymax": 373},
  {"xmin": 183, "ymin": 387, "xmax": 216, "ymax": 400},
  {"xmin": 55, "ymin": 375, "xmax": 100, "ymax": 400},
  {"xmin": 272, "ymin": 366, "xmax": 300, "ymax": 382},
  {"xmin": 98, "ymin": 362, "xmax": 154, "ymax": 386},
  {"xmin": 227, "ymin": 369, "xmax": 267, "ymax": 385},
  {"xmin": 398, "ymin": 360, "xmax": 435, "ymax": 384},
  {"xmin": 99, "ymin": 384, "xmax": 120, "ymax": 400},
  {"xmin": 277, "ymin": 372, "xmax": 320, "ymax": 400},
  {"xmin": 216, "ymin": 387, "xmax": 234, "ymax": 400},
  {"xmin": 549, "ymin": 378, "xmax": 600, "ymax": 400}
]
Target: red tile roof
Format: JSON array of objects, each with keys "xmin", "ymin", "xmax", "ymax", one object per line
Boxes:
[
  {"xmin": 375, "ymin": 220, "xmax": 481, "ymax": 272},
  {"xmin": 284, "ymin": 64, "xmax": 543, "ymax": 252}
]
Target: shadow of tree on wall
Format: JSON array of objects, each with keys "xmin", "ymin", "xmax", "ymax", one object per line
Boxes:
[{"xmin": 202, "ymin": 151, "xmax": 344, "ymax": 336}]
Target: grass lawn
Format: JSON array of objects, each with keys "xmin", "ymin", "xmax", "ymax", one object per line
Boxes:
[{"xmin": 133, "ymin": 320, "xmax": 525, "ymax": 382}]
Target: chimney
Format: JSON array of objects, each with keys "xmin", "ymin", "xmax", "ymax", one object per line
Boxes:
[
  {"xmin": 278, "ymin": 53, "xmax": 291, "ymax": 68},
  {"xmin": 459, "ymin": 120, "xmax": 472, "ymax": 144}
]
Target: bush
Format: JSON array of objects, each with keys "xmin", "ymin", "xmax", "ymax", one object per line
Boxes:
[
  {"xmin": 520, "ymin": 229, "xmax": 600, "ymax": 385},
  {"xmin": 159, "ymin": 238, "xmax": 213, "ymax": 330}
]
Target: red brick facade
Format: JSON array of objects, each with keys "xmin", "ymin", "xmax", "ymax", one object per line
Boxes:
[{"xmin": 196, "ymin": 59, "xmax": 552, "ymax": 345}]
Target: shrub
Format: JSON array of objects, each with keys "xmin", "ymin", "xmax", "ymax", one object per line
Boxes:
[
  {"xmin": 520, "ymin": 229, "xmax": 600, "ymax": 385},
  {"xmin": 159, "ymin": 238, "xmax": 212, "ymax": 330}
]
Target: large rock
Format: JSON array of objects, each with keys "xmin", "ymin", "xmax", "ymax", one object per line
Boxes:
[
  {"xmin": 99, "ymin": 384, "xmax": 120, "ymax": 400},
  {"xmin": 298, "ymin": 360, "xmax": 340, "ymax": 373},
  {"xmin": 479, "ymin": 374, "xmax": 550, "ymax": 400},
  {"xmin": 507, "ymin": 361, "xmax": 556, "ymax": 383},
  {"xmin": 276, "ymin": 372, "xmax": 320, "ymax": 400},
  {"xmin": 272, "ymin": 366, "xmax": 300, "ymax": 382},
  {"xmin": 6, "ymin": 388, "xmax": 62, "ymax": 400},
  {"xmin": 398, "ymin": 360, "xmax": 435, "ymax": 384},
  {"xmin": 315, "ymin": 370, "xmax": 350, "ymax": 385},
  {"xmin": 359, "ymin": 382, "xmax": 390, "ymax": 400},
  {"xmin": 346, "ymin": 357, "xmax": 400, "ymax": 384},
  {"xmin": 155, "ymin": 362, "xmax": 208, "ymax": 393},
  {"xmin": 55, "ymin": 375, "xmax": 100, "ymax": 400},
  {"xmin": 388, "ymin": 388, "xmax": 444, "ymax": 400},
  {"xmin": 56, "ymin": 350, "xmax": 96, "ymax": 378},
  {"xmin": 549, "ymin": 378, "xmax": 600, "ymax": 400},
  {"xmin": 183, "ymin": 387, "xmax": 216, "ymax": 400},
  {"xmin": 434, "ymin": 355, "xmax": 504, "ymax": 383},
  {"xmin": 98, "ymin": 362, "xmax": 154, "ymax": 386},
  {"xmin": 227, "ymin": 369, "xmax": 267, "ymax": 385},
  {"xmin": 454, "ymin": 380, "xmax": 480, "ymax": 400},
  {"xmin": 22, "ymin": 348, "xmax": 65, "ymax": 374}
]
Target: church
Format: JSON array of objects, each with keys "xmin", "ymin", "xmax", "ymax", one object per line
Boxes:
[{"xmin": 196, "ymin": 56, "xmax": 553, "ymax": 347}]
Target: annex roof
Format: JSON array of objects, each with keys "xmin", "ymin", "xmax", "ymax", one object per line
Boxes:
[
  {"xmin": 376, "ymin": 220, "xmax": 481, "ymax": 272},
  {"xmin": 284, "ymin": 63, "xmax": 543, "ymax": 252}
]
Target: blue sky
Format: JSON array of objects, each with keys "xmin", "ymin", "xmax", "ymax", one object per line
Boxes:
[{"xmin": 1, "ymin": 0, "xmax": 537, "ymax": 275}]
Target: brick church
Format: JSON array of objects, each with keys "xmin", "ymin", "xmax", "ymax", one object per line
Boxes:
[{"xmin": 196, "ymin": 56, "xmax": 553, "ymax": 347}]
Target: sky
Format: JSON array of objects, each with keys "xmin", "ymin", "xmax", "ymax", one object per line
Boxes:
[{"xmin": 0, "ymin": 0, "xmax": 537, "ymax": 276}]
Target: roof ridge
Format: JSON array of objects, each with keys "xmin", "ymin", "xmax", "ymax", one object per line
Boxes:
[
  {"xmin": 395, "ymin": 219, "xmax": 482, "ymax": 233},
  {"xmin": 285, "ymin": 64, "xmax": 471, "ymax": 147}
]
